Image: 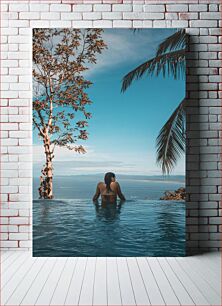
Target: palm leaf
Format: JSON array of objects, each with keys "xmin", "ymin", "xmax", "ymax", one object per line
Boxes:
[
  {"xmin": 156, "ymin": 29, "xmax": 186, "ymax": 56},
  {"xmin": 121, "ymin": 49, "xmax": 185, "ymax": 92},
  {"xmin": 156, "ymin": 99, "xmax": 186, "ymax": 174}
]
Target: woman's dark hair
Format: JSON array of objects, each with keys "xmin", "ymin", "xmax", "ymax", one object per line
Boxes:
[{"xmin": 104, "ymin": 172, "xmax": 115, "ymax": 193}]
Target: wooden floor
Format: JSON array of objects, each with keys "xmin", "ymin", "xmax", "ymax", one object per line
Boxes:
[{"xmin": 1, "ymin": 251, "xmax": 221, "ymax": 306}]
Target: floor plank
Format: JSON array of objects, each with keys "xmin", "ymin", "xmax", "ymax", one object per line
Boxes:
[
  {"xmin": 167, "ymin": 257, "xmax": 210, "ymax": 305},
  {"xmin": 116, "ymin": 257, "xmax": 136, "ymax": 305},
  {"xmin": 50, "ymin": 257, "xmax": 77, "ymax": 305},
  {"xmin": 137, "ymin": 257, "xmax": 165, "ymax": 305},
  {"xmin": 78, "ymin": 257, "xmax": 96, "ymax": 306},
  {"xmin": 5, "ymin": 257, "xmax": 46, "ymax": 305},
  {"xmin": 35, "ymin": 258, "xmax": 67, "ymax": 306},
  {"xmin": 2, "ymin": 251, "xmax": 22, "ymax": 273},
  {"xmin": 180, "ymin": 256, "xmax": 220, "ymax": 294},
  {"xmin": 0, "ymin": 251, "xmax": 14, "ymax": 263},
  {"xmin": 1, "ymin": 252, "xmax": 30, "ymax": 289},
  {"xmin": 1, "ymin": 255, "xmax": 37, "ymax": 305},
  {"xmin": 157, "ymin": 258, "xmax": 195, "ymax": 305},
  {"xmin": 64, "ymin": 257, "xmax": 87, "ymax": 306},
  {"xmin": 1, "ymin": 251, "xmax": 220, "ymax": 306},
  {"xmin": 93, "ymin": 257, "xmax": 107, "ymax": 306},
  {"xmin": 195, "ymin": 253, "xmax": 220, "ymax": 275},
  {"xmin": 107, "ymin": 257, "xmax": 122, "ymax": 306},
  {"xmin": 127, "ymin": 257, "xmax": 150, "ymax": 305},
  {"xmin": 21, "ymin": 258, "xmax": 56, "ymax": 305},
  {"xmin": 147, "ymin": 257, "xmax": 179, "ymax": 305},
  {"xmin": 176, "ymin": 257, "xmax": 221, "ymax": 305}
]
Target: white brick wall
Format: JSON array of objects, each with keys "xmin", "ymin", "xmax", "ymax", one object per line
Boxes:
[{"xmin": 1, "ymin": 0, "xmax": 221, "ymax": 254}]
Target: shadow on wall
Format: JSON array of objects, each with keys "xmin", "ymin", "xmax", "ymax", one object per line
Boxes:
[{"xmin": 186, "ymin": 34, "xmax": 201, "ymax": 255}]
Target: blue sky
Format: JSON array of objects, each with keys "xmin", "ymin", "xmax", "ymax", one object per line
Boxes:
[{"xmin": 33, "ymin": 29, "xmax": 185, "ymax": 176}]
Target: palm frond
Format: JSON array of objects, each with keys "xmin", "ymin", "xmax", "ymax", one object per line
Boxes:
[
  {"xmin": 156, "ymin": 29, "xmax": 186, "ymax": 57},
  {"xmin": 121, "ymin": 49, "xmax": 185, "ymax": 92},
  {"xmin": 156, "ymin": 99, "xmax": 186, "ymax": 174}
]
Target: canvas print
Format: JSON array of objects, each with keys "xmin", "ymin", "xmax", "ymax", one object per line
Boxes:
[{"xmin": 33, "ymin": 28, "xmax": 186, "ymax": 257}]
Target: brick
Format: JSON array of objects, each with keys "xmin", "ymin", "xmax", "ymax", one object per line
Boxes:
[
  {"xmin": 93, "ymin": 4, "xmax": 111, "ymax": 11},
  {"xmin": 142, "ymin": 20, "xmax": 152, "ymax": 27},
  {"xmin": 0, "ymin": 241, "xmax": 18, "ymax": 248},
  {"xmin": 191, "ymin": 233, "xmax": 209, "ymax": 240},
  {"xmin": 179, "ymin": 12, "xmax": 198, "ymax": 20},
  {"xmin": 93, "ymin": 20, "xmax": 112, "ymax": 28},
  {"xmin": 102, "ymin": 12, "xmax": 122, "ymax": 19},
  {"xmin": 209, "ymin": 4, "xmax": 219, "ymax": 11},
  {"xmin": 208, "ymin": 44, "xmax": 221, "ymax": 52},
  {"xmin": 172, "ymin": 20, "xmax": 188, "ymax": 28},
  {"xmin": 2, "ymin": 28, "xmax": 18, "ymax": 36},
  {"xmin": 166, "ymin": 5, "xmax": 188, "ymax": 12},
  {"xmin": 72, "ymin": 21, "xmax": 93, "ymax": 28},
  {"xmin": 50, "ymin": 4, "xmax": 71, "ymax": 12},
  {"xmin": 200, "ymin": 12, "xmax": 221, "ymax": 19},
  {"xmin": 61, "ymin": 12, "xmax": 82, "ymax": 20},
  {"xmin": 200, "ymin": 202, "xmax": 218, "ymax": 209},
  {"xmin": 199, "ymin": 36, "xmax": 217, "ymax": 44},
  {"xmin": 1, "ymin": 225, "xmax": 18, "ymax": 233},
  {"xmin": 144, "ymin": 5, "xmax": 165, "ymax": 12},
  {"xmin": 199, "ymin": 209, "xmax": 218, "ymax": 217},
  {"xmin": 113, "ymin": 20, "xmax": 132, "ymax": 28},
  {"xmin": 1, "ymin": 60, "xmax": 18, "ymax": 68},
  {"xmin": 19, "ymin": 241, "xmax": 31, "ymax": 248},
  {"xmin": 30, "ymin": 20, "xmax": 50, "ymax": 28},
  {"xmin": 190, "ymin": 20, "xmax": 218, "ymax": 28},
  {"xmin": 9, "ymin": 68, "xmax": 31, "ymax": 75},
  {"xmin": 0, "ymin": 218, "xmax": 9, "ymax": 225},
  {"xmin": 123, "ymin": 12, "xmax": 164, "ymax": 19},
  {"xmin": 19, "ymin": 226, "xmax": 30, "ymax": 233},
  {"xmin": 153, "ymin": 20, "xmax": 172, "ymax": 28},
  {"xmin": 209, "ymin": 233, "xmax": 221, "ymax": 240},
  {"xmin": 1, "ymin": 209, "xmax": 19, "ymax": 216},
  {"xmin": 112, "ymin": 4, "xmax": 132, "ymax": 11},
  {"xmin": 30, "ymin": 4, "xmax": 49, "ymax": 12},
  {"xmin": 210, "ymin": 28, "xmax": 222, "ymax": 35},
  {"xmin": 133, "ymin": 5, "xmax": 143, "ymax": 12},
  {"xmin": 74, "ymin": 4, "xmax": 92, "ymax": 12},
  {"xmin": 209, "ymin": 60, "xmax": 221, "ymax": 67},
  {"xmin": 9, "ymin": 3, "xmax": 28, "ymax": 11},
  {"xmin": 19, "ymin": 12, "xmax": 40, "ymax": 20},
  {"xmin": 189, "ymin": 4, "xmax": 207, "ymax": 11},
  {"xmin": 9, "ymin": 20, "xmax": 29, "ymax": 28},
  {"xmin": 9, "ymin": 233, "xmax": 29, "ymax": 240},
  {"xmin": 9, "ymin": 217, "xmax": 29, "ymax": 225},
  {"xmin": 1, "ymin": 4, "xmax": 8, "ymax": 11},
  {"xmin": 9, "ymin": 115, "xmax": 29, "ymax": 123},
  {"xmin": 82, "ymin": 12, "xmax": 101, "ymax": 19},
  {"xmin": 2, "ymin": 123, "xmax": 18, "ymax": 131},
  {"xmin": 165, "ymin": 13, "xmax": 178, "ymax": 20}
]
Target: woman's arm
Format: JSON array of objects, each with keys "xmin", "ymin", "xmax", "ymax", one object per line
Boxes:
[
  {"xmin": 116, "ymin": 182, "xmax": 126, "ymax": 201},
  {"xmin": 93, "ymin": 183, "xmax": 101, "ymax": 201}
]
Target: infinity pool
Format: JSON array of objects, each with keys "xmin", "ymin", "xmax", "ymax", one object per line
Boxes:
[{"xmin": 33, "ymin": 199, "xmax": 185, "ymax": 257}]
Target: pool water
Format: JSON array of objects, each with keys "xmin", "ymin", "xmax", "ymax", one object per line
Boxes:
[{"xmin": 33, "ymin": 199, "xmax": 185, "ymax": 257}]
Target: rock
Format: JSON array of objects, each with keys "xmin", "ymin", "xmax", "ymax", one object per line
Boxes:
[{"xmin": 160, "ymin": 187, "xmax": 185, "ymax": 201}]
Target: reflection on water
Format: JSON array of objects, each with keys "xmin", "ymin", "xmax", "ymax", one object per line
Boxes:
[
  {"xmin": 93, "ymin": 200, "xmax": 125, "ymax": 223},
  {"xmin": 33, "ymin": 199, "xmax": 185, "ymax": 257}
]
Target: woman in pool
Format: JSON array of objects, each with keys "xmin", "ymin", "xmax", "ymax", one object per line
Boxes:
[{"xmin": 93, "ymin": 172, "xmax": 126, "ymax": 203}]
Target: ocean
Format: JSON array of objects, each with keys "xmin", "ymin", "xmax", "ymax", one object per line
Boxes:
[{"xmin": 33, "ymin": 175, "xmax": 185, "ymax": 257}]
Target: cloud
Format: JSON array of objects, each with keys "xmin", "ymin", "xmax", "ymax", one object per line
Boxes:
[
  {"xmin": 33, "ymin": 143, "xmax": 185, "ymax": 177},
  {"xmin": 85, "ymin": 29, "xmax": 158, "ymax": 78}
]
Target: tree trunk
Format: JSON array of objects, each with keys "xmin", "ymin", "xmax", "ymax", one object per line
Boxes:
[{"xmin": 39, "ymin": 133, "xmax": 54, "ymax": 199}]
